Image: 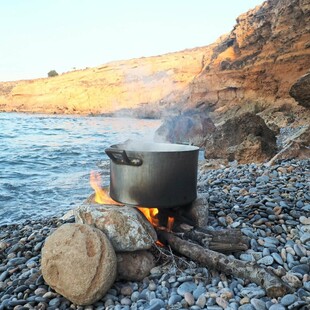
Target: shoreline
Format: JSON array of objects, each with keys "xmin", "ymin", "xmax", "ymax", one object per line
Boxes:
[
  {"xmin": 0, "ymin": 110, "xmax": 162, "ymax": 121},
  {"xmin": 0, "ymin": 158, "xmax": 309, "ymax": 309},
  {"xmin": 0, "ymin": 110, "xmax": 155, "ymax": 118}
]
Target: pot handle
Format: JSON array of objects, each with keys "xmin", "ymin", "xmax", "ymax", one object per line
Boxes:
[{"xmin": 105, "ymin": 148, "xmax": 143, "ymax": 166}]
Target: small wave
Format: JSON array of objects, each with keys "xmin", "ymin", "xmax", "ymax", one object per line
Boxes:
[
  {"xmin": 0, "ymin": 114, "xmax": 161, "ymax": 225},
  {"xmin": 0, "ymin": 133, "xmax": 18, "ymax": 138},
  {"xmin": 0, "ymin": 194, "xmax": 14, "ymax": 201}
]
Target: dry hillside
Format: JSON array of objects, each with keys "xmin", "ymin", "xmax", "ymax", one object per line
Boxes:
[{"xmin": 0, "ymin": 0, "xmax": 309, "ymax": 125}]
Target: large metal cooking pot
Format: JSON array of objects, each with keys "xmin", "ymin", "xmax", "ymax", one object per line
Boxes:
[{"xmin": 105, "ymin": 141, "xmax": 199, "ymax": 208}]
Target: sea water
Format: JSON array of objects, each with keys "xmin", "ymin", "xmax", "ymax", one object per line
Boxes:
[{"xmin": 0, "ymin": 113, "xmax": 161, "ymax": 226}]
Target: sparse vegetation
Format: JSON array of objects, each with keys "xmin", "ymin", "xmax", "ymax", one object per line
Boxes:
[{"xmin": 47, "ymin": 70, "xmax": 58, "ymax": 77}]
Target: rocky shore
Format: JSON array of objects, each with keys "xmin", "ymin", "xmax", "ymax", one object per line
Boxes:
[{"xmin": 0, "ymin": 158, "xmax": 309, "ymax": 310}]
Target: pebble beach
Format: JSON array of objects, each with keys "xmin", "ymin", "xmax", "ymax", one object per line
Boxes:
[{"xmin": 0, "ymin": 159, "xmax": 309, "ymax": 310}]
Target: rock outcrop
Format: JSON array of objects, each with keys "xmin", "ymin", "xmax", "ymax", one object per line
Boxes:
[
  {"xmin": 188, "ymin": 0, "xmax": 310, "ymax": 124},
  {"xmin": 0, "ymin": 0, "xmax": 309, "ymax": 126},
  {"xmin": 41, "ymin": 223, "xmax": 117, "ymax": 305},
  {"xmin": 154, "ymin": 110, "xmax": 216, "ymax": 146},
  {"xmin": 75, "ymin": 204, "xmax": 157, "ymax": 252},
  {"xmin": 289, "ymin": 72, "xmax": 310, "ymax": 109},
  {"xmin": 203, "ymin": 113, "xmax": 277, "ymax": 164}
]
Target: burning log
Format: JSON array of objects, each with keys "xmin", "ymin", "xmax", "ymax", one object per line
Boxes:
[{"xmin": 157, "ymin": 230, "xmax": 293, "ymax": 298}]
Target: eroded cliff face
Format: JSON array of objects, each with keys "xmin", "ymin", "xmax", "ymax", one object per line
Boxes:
[
  {"xmin": 0, "ymin": 0, "xmax": 309, "ymax": 120},
  {"xmin": 188, "ymin": 0, "xmax": 310, "ymax": 123}
]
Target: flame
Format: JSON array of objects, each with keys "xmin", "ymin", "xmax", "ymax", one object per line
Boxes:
[
  {"xmin": 90, "ymin": 171, "xmax": 123, "ymax": 205},
  {"xmin": 89, "ymin": 171, "xmax": 174, "ymax": 233},
  {"xmin": 138, "ymin": 207, "xmax": 159, "ymax": 227},
  {"xmin": 138, "ymin": 207, "xmax": 175, "ymax": 233},
  {"xmin": 167, "ymin": 217, "xmax": 174, "ymax": 232}
]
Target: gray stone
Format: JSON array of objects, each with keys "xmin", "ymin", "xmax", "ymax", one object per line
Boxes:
[
  {"xmin": 49, "ymin": 298, "xmax": 61, "ymax": 307},
  {"xmin": 8, "ymin": 300, "xmax": 27, "ymax": 307},
  {"xmin": 291, "ymin": 264, "xmax": 310, "ymax": 275},
  {"xmin": 299, "ymin": 216, "xmax": 310, "ymax": 225},
  {"xmin": 280, "ymin": 294, "xmax": 297, "ymax": 306},
  {"xmin": 120, "ymin": 297, "xmax": 131, "ymax": 306},
  {"xmin": 288, "ymin": 301, "xmax": 308, "ymax": 309},
  {"xmin": 271, "ymin": 253, "xmax": 284, "ymax": 265},
  {"xmin": 7, "ymin": 257, "xmax": 27, "ymax": 266},
  {"xmin": 75, "ymin": 204, "xmax": 157, "ymax": 251},
  {"xmin": 300, "ymin": 232, "xmax": 310, "ymax": 243},
  {"xmin": 257, "ymin": 255, "xmax": 274, "ymax": 266},
  {"xmin": 240, "ymin": 253, "xmax": 255, "ymax": 262},
  {"xmin": 116, "ymin": 250, "xmax": 155, "ymax": 281},
  {"xmin": 229, "ymin": 302, "xmax": 239, "ymax": 310},
  {"xmin": 184, "ymin": 292, "xmax": 195, "ymax": 306},
  {"xmin": 0, "ymin": 271, "xmax": 8, "ymax": 282},
  {"xmin": 269, "ymin": 304, "xmax": 286, "ymax": 310},
  {"xmin": 256, "ymin": 176, "xmax": 269, "ymax": 183},
  {"xmin": 149, "ymin": 298, "xmax": 165, "ymax": 308},
  {"xmin": 130, "ymin": 291, "xmax": 139, "ymax": 302},
  {"xmin": 238, "ymin": 305, "xmax": 255, "ymax": 310},
  {"xmin": 196, "ymin": 294, "xmax": 207, "ymax": 308},
  {"xmin": 293, "ymin": 244, "xmax": 307, "ymax": 257},
  {"xmin": 177, "ymin": 282, "xmax": 197, "ymax": 296},
  {"xmin": 168, "ymin": 294, "xmax": 182, "ymax": 305},
  {"xmin": 250, "ymin": 298, "xmax": 267, "ymax": 310},
  {"xmin": 286, "ymin": 252, "xmax": 295, "ymax": 264},
  {"xmin": 193, "ymin": 283, "xmax": 206, "ymax": 299}
]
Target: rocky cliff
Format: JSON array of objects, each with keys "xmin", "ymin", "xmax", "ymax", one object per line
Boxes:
[
  {"xmin": 188, "ymin": 0, "xmax": 310, "ymax": 125},
  {"xmin": 0, "ymin": 0, "xmax": 309, "ymax": 122}
]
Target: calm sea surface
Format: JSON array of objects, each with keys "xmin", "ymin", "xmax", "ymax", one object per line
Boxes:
[{"xmin": 0, "ymin": 113, "xmax": 161, "ymax": 226}]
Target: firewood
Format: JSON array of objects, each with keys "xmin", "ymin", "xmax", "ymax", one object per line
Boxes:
[
  {"xmin": 157, "ymin": 230, "xmax": 293, "ymax": 298},
  {"xmin": 173, "ymin": 225, "xmax": 249, "ymax": 253}
]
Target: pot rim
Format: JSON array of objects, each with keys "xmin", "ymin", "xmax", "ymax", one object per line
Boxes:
[{"xmin": 110, "ymin": 140, "xmax": 199, "ymax": 153}]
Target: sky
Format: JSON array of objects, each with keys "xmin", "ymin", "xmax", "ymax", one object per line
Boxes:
[{"xmin": 0, "ymin": 0, "xmax": 265, "ymax": 82}]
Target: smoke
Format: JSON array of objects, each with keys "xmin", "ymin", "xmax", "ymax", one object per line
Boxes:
[{"xmin": 153, "ymin": 109, "xmax": 216, "ymax": 147}]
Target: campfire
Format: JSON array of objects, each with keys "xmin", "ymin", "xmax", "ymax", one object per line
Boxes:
[
  {"xmin": 83, "ymin": 168, "xmax": 293, "ymax": 299},
  {"xmin": 41, "ymin": 143, "xmax": 295, "ymax": 307},
  {"xmin": 90, "ymin": 171, "xmax": 175, "ymax": 231}
]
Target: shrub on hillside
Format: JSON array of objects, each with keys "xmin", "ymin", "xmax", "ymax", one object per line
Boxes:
[{"xmin": 47, "ymin": 70, "xmax": 58, "ymax": 77}]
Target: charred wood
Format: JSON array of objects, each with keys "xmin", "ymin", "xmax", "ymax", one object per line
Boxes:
[{"xmin": 172, "ymin": 224, "xmax": 249, "ymax": 253}]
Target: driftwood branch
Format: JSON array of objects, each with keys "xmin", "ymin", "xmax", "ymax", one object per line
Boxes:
[
  {"xmin": 265, "ymin": 141, "xmax": 294, "ymax": 167},
  {"xmin": 158, "ymin": 230, "xmax": 293, "ymax": 298}
]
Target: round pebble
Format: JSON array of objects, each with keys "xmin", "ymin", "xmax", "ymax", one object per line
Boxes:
[
  {"xmin": 184, "ymin": 292, "xmax": 195, "ymax": 306},
  {"xmin": 280, "ymin": 294, "xmax": 297, "ymax": 306}
]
